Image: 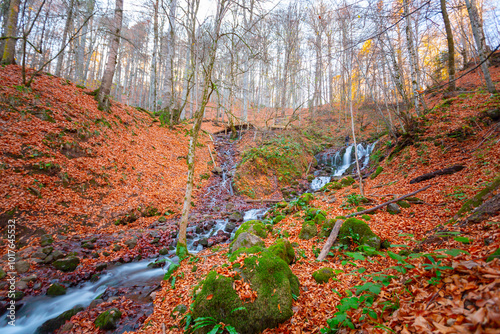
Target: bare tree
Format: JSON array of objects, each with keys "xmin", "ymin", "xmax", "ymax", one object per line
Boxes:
[{"xmin": 1, "ymin": 0, "xmax": 21, "ymax": 65}]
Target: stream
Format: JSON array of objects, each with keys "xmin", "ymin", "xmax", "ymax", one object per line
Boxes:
[{"xmin": 0, "ymin": 136, "xmax": 373, "ymax": 334}]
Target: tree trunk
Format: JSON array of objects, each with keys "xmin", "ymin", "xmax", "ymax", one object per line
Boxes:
[
  {"xmin": 177, "ymin": 0, "xmax": 229, "ymax": 257},
  {"xmin": 404, "ymin": 0, "xmax": 422, "ymax": 116},
  {"xmin": 440, "ymin": 0, "xmax": 456, "ymax": 91},
  {"xmin": 1, "ymin": 0, "xmax": 21, "ymax": 65},
  {"xmin": 76, "ymin": 0, "xmax": 95, "ymax": 85},
  {"xmin": 464, "ymin": 0, "xmax": 496, "ymax": 93},
  {"xmin": 55, "ymin": 0, "xmax": 75, "ymax": 77},
  {"xmin": 97, "ymin": 0, "xmax": 123, "ymax": 110}
]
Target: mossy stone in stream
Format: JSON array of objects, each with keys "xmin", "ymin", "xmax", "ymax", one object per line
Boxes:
[
  {"xmin": 268, "ymin": 239, "xmax": 295, "ymax": 264},
  {"xmin": 36, "ymin": 305, "xmax": 84, "ymax": 334},
  {"xmin": 53, "ymin": 256, "xmax": 80, "ymax": 272},
  {"xmin": 312, "ymin": 267, "xmax": 335, "ymax": 284},
  {"xmin": 47, "ymin": 283, "xmax": 67, "ymax": 296},
  {"xmin": 487, "ymin": 248, "xmax": 500, "ymax": 262},
  {"xmin": 95, "ymin": 307, "xmax": 122, "ymax": 330},
  {"xmin": 299, "ymin": 221, "xmax": 317, "ymax": 240},
  {"xmin": 338, "ymin": 218, "xmax": 381, "ymax": 250},
  {"xmin": 234, "ymin": 220, "xmax": 267, "ymax": 240},
  {"xmin": 192, "ymin": 250, "xmax": 299, "ymax": 334}
]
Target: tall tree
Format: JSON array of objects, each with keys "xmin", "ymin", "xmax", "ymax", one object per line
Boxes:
[
  {"xmin": 1, "ymin": 0, "xmax": 21, "ymax": 65},
  {"xmin": 440, "ymin": 0, "xmax": 456, "ymax": 91},
  {"xmin": 55, "ymin": 0, "xmax": 75, "ymax": 77},
  {"xmin": 97, "ymin": 0, "xmax": 124, "ymax": 110}
]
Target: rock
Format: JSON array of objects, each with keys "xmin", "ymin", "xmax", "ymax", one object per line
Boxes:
[
  {"xmin": 212, "ymin": 166, "xmax": 223, "ymax": 174},
  {"xmin": 268, "ymin": 239, "xmax": 295, "ymax": 264},
  {"xmin": 124, "ymin": 237, "xmax": 138, "ymax": 249},
  {"xmin": 487, "ymin": 248, "xmax": 500, "ymax": 262},
  {"xmin": 338, "ymin": 218, "xmax": 381, "ymax": 250},
  {"xmin": 158, "ymin": 216, "xmax": 167, "ymax": 222},
  {"xmin": 396, "ymin": 200, "xmax": 411, "ymax": 208},
  {"xmin": 224, "ymin": 222, "xmax": 236, "ymax": 233},
  {"xmin": 387, "ymin": 203, "xmax": 401, "ymax": 214},
  {"xmin": 319, "ymin": 219, "xmax": 336, "ymax": 238},
  {"xmin": 233, "ymin": 220, "xmax": 268, "ymax": 240},
  {"xmin": 52, "ymin": 249, "xmax": 65, "ymax": 260},
  {"xmin": 228, "ymin": 211, "xmax": 243, "ymax": 222},
  {"xmin": 15, "ymin": 260, "xmax": 30, "ymax": 274},
  {"xmin": 113, "ymin": 244, "xmax": 122, "ymax": 252},
  {"xmin": 90, "ymin": 299, "xmax": 104, "ymax": 309},
  {"xmin": 298, "ymin": 221, "xmax": 317, "ymax": 240},
  {"xmin": 199, "ymin": 238, "xmax": 209, "ymax": 247},
  {"xmin": 96, "ymin": 263, "xmax": 107, "ymax": 271},
  {"xmin": 21, "ymin": 275, "xmax": 37, "ymax": 282},
  {"xmin": 81, "ymin": 242, "xmax": 95, "ymax": 249},
  {"xmin": 42, "ymin": 246, "xmax": 53, "ymax": 255},
  {"xmin": 94, "ymin": 308, "xmax": 122, "ymax": 330},
  {"xmin": 11, "ymin": 291, "xmax": 24, "ymax": 301},
  {"xmin": 40, "ymin": 234, "xmax": 53, "ymax": 247},
  {"xmin": 171, "ymin": 304, "xmax": 188, "ymax": 319},
  {"xmin": 231, "ymin": 232, "xmax": 265, "ymax": 253},
  {"xmin": 328, "ymin": 197, "xmax": 337, "ymax": 204},
  {"xmin": 32, "ymin": 250, "xmax": 47, "ymax": 260},
  {"xmin": 36, "ymin": 305, "xmax": 84, "ymax": 334},
  {"xmin": 16, "ymin": 280, "xmax": 29, "ymax": 290},
  {"xmin": 59, "ymin": 322, "xmax": 73, "ymax": 332},
  {"xmin": 370, "ymin": 166, "xmax": 384, "ymax": 180},
  {"xmin": 340, "ymin": 176, "xmax": 355, "ymax": 187},
  {"xmin": 53, "ymin": 256, "xmax": 80, "ymax": 272},
  {"xmin": 47, "ymin": 283, "xmax": 67, "ymax": 296},
  {"xmin": 43, "ymin": 255, "xmax": 55, "ymax": 264},
  {"xmin": 192, "ymin": 250, "xmax": 299, "ymax": 334},
  {"xmin": 159, "ymin": 248, "xmax": 169, "ymax": 255},
  {"xmin": 298, "ymin": 193, "xmax": 314, "ymax": 206},
  {"xmin": 312, "ymin": 267, "xmax": 335, "ymax": 284},
  {"xmin": 0, "ymin": 268, "xmax": 5, "ymax": 279}
]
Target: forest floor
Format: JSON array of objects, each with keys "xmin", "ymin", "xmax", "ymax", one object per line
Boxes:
[{"xmin": 0, "ymin": 64, "xmax": 499, "ymax": 334}]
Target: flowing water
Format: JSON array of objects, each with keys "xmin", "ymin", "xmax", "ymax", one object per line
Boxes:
[{"xmin": 310, "ymin": 142, "xmax": 377, "ymax": 191}]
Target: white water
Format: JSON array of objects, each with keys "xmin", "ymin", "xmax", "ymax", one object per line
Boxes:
[{"xmin": 310, "ymin": 142, "xmax": 377, "ymax": 191}]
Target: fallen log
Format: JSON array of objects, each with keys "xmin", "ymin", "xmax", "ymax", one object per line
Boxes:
[
  {"xmin": 316, "ymin": 184, "xmax": 432, "ymax": 261},
  {"xmin": 409, "ymin": 165, "xmax": 465, "ymax": 184},
  {"xmin": 317, "ymin": 220, "xmax": 344, "ymax": 261}
]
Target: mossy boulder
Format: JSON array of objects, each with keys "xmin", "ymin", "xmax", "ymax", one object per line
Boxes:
[
  {"xmin": 319, "ymin": 219, "xmax": 336, "ymax": 238},
  {"xmin": 321, "ymin": 182, "xmax": 342, "ymax": 191},
  {"xmin": 36, "ymin": 305, "xmax": 84, "ymax": 334},
  {"xmin": 487, "ymin": 248, "xmax": 500, "ymax": 262},
  {"xmin": 397, "ymin": 200, "xmax": 411, "ymax": 208},
  {"xmin": 370, "ymin": 166, "xmax": 383, "ymax": 180},
  {"xmin": 340, "ymin": 176, "xmax": 355, "ymax": 187},
  {"xmin": 47, "ymin": 283, "xmax": 67, "ymax": 296},
  {"xmin": 387, "ymin": 203, "xmax": 401, "ymax": 214},
  {"xmin": 305, "ymin": 208, "xmax": 326, "ymax": 225},
  {"xmin": 231, "ymin": 232, "xmax": 265, "ymax": 253},
  {"xmin": 95, "ymin": 307, "xmax": 122, "ymax": 330},
  {"xmin": 297, "ymin": 193, "xmax": 314, "ymax": 206},
  {"xmin": 338, "ymin": 218, "xmax": 381, "ymax": 250},
  {"xmin": 192, "ymin": 250, "xmax": 299, "ymax": 334},
  {"xmin": 273, "ymin": 215, "xmax": 285, "ymax": 224},
  {"xmin": 268, "ymin": 239, "xmax": 295, "ymax": 264},
  {"xmin": 234, "ymin": 220, "xmax": 268, "ymax": 240},
  {"xmin": 312, "ymin": 267, "xmax": 335, "ymax": 284},
  {"xmin": 53, "ymin": 256, "xmax": 80, "ymax": 272},
  {"xmin": 298, "ymin": 221, "xmax": 317, "ymax": 240},
  {"xmin": 40, "ymin": 234, "xmax": 54, "ymax": 247},
  {"xmin": 171, "ymin": 304, "xmax": 188, "ymax": 319}
]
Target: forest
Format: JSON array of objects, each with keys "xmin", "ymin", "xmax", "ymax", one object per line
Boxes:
[{"xmin": 0, "ymin": 0, "xmax": 500, "ymax": 333}]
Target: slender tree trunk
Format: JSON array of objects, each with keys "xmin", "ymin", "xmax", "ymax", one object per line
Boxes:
[
  {"xmin": 55, "ymin": 0, "xmax": 75, "ymax": 77},
  {"xmin": 1, "ymin": 0, "xmax": 21, "ymax": 65},
  {"xmin": 76, "ymin": 0, "xmax": 95, "ymax": 85},
  {"xmin": 464, "ymin": 0, "xmax": 496, "ymax": 93},
  {"xmin": 97, "ymin": 0, "xmax": 123, "ymax": 110},
  {"xmin": 404, "ymin": 0, "xmax": 421, "ymax": 116},
  {"xmin": 177, "ymin": 0, "xmax": 229, "ymax": 257},
  {"xmin": 440, "ymin": 0, "xmax": 456, "ymax": 91},
  {"xmin": 149, "ymin": 0, "xmax": 159, "ymax": 112}
]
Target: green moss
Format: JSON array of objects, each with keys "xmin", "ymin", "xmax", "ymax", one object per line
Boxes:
[
  {"xmin": 370, "ymin": 166, "xmax": 384, "ymax": 180},
  {"xmin": 52, "ymin": 256, "xmax": 80, "ymax": 272},
  {"xmin": 95, "ymin": 308, "xmax": 122, "ymax": 330},
  {"xmin": 298, "ymin": 193, "xmax": 314, "ymax": 206},
  {"xmin": 229, "ymin": 245, "xmax": 266, "ymax": 262},
  {"xmin": 192, "ymin": 251, "xmax": 299, "ymax": 334},
  {"xmin": 486, "ymin": 248, "xmax": 500, "ymax": 262},
  {"xmin": 320, "ymin": 182, "xmax": 342, "ymax": 191},
  {"xmin": 338, "ymin": 218, "xmax": 381, "ymax": 250},
  {"xmin": 47, "ymin": 283, "xmax": 66, "ymax": 296},
  {"xmin": 319, "ymin": 219, "xmax": 336, "ymax": 238},
  {"xmin": 176, "ymin": 242, "xmax": 189, "ymax": 260},
  {"xmin": 397, "ymin": 200, "xmax": 411, "ymax": 208},
  {"xmin": 38, "ymin": 305, "xmax": 84, "ymax": 333},
  {"xmin": 361, "ymin": 214, "xmax": 371, "ymax": 221},
  {"xmin": 298, "ymin": 221, "xmax": 317, "ymax": 240},
  {"xmin": 268, "ymin": 239, "xmax": 295, "ymax": 264},
  {"xmin": 455, "ymin": 174, "xmax": 500, "ymax": 218},
  {"xmin": 273, "ymin": 215, "xmax": 285, "ymax": 224},
  {"xmin": 164, "ymin": 263, "xmax": 180, "ymax": 281},
  {"xmin": 234, "ymin": 220, "xmax": 268, "ymax": 240},
  {"xmin": 340, "ymin": 176, "xmax": 355, "ymax": 186},
  {"xmin": 312, "ymin": 267, "xmax": 335, "ymax": 284},
  {"xmin": 356, "ymin": 206, "xmax": 366, "ymax": 212}
]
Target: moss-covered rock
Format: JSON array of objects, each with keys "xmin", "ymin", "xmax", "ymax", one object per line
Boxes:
[
  {"xmin": 192, "ymin": 250, "xmax": 299, "ymax": 334},
  {"xmin": 234, "ymin": 220, "xmax": 268, "ymax": 240},
  {"xmin": 321, "ymin": 182, "xmax": 342, "ymax": 191},
  {"xmin": 229, "ymin": 245, "xmax": 266, "ymax": 261},
  {"xmin": 95, "ymin": 307, "xmax": 122, "ymax": 330},
  {"xmin": 387, "ymin": 203, "xmax": 401, "ymax": 214},
  {"xmin": 36, "ymin": 305, "xmax": 84, "ymax": 334},
  {"xmin": 397, "ymin": 200, "xmax": 411, "ymax": 208},
  {"xmin": 312, "ymin": 267, "xmax": 335, "ymax": 284},
  {"xmin": 40, "ymin": 234, "xmax": 54, "ymax": 247},
  {"xmin": 231, "ymin": 232, "xmax": 265, "ymax": 253},
  {"xmin": 370, "ymin": 166, "xmax": 383, "ymax": 180},
  {"xmin": 47, "ymin": 283, "xmax": 67, "ymax": 296},
  {"xmin": 305, "ymin": 208, "xmax": 327, "ymax": 225},
  {"xmin": 268, "ymin": 239, "xmax": 295, "ymax": 264},
  {"xmin": 340, "ymin": 176, "xmax": 355, "ymax": 187},
  {"xmin": 298, "ymin": 193, "xmax": 314, "ymax": 206},
  {"xmin": 171, "ymin": 304, "xmax": 188, "ymax": 319},
  {"xmin": 319, "ymin": 219, "xmax": 336, "ymax": 238},
  {"xmin": 361, "ymin": 214, "xmax": 371, "ymax": 221},
  {"xmin": 53, "ymin": 256, "xmax": 80, "ymax": 272},
  {"xmin": 298, "ymin": 221, "xmax": 317, "ymax": 240},
  {"xmin": 487, "ymin": 248, "xmax": 500, "ymax": 262},
  {"xmin": 338, "ymin": 218, "xmax": 381, "ymax": 250},
  {"xmin": 273, "ymin": 215, "xmax": 285, "ymax": 224}
]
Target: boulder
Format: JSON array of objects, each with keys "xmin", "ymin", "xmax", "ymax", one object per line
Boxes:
[
  {"xmin": 268, "ymin": 239, "xmax": 295, "ymax": 264},
  {"xmin": 47, "ymin": 283, "xmax": 67, "ymax": 296},
  {"xmin": 224, "ymin": 222, "xmax": 236, "ymax": 233},
  {"xmin": 387, "ymin": 203, "xmax": 401, "ymax": 214},
  {"xmin": 36, "ymin": 305, "xmax": 84, "ymax": 334},
  {"xmin": 298, "ymin": 221, "xmax": 317, "ymax": 240},
  {"xmin": 192, "ymin": 250, "xmax": 299, "ymax": 334},
  {"xmin": 312, "ymin": 267, "xmax": 335, "ymax": 284},
  {"xmin": 212, "ymin": 166, "xmax": 223, "ymax": 174},
  {"xmin": 233, "ymin": 220, "xmax": 268, "ymax": 240},
  {"xmin": 124, "ymin": 237, "xmax": 137, "ymax": 249},
  {"xmin": 40, "ymin": 234, "xmax": 53, "ymax": 247},
  {"xmin": 15, "ymin": 260, "xmax": 30, "ymax": 274},
  {"xmin": 95, "ymin": 308, "xmax": 122, "ymax": 330},
  {"xmin": 53, "ymin": 256, "xmax": 80, "ymax": 272},
  {"xmin": 228, "ymin": 211, "xmax": 243, "ymax": 222},
  {"xmin": 231, "ymin": 232, "xmax": 264, "ymax": 253},
  {"xmin": 338, "ymin": 218, "xmax": 381, "ymax": 250},
  {"xmin": 319, "ymin": 219, "xmax": 336, "ymax": 238}
]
